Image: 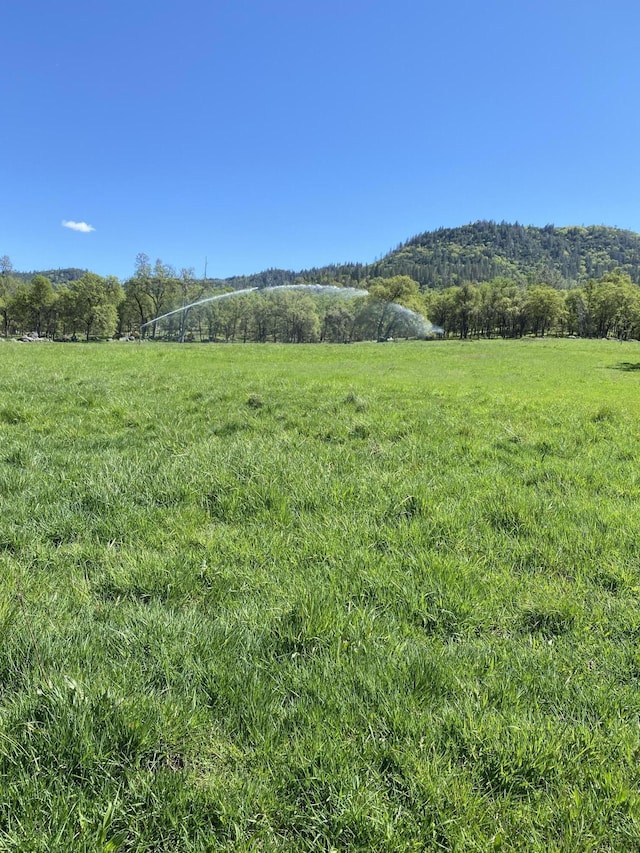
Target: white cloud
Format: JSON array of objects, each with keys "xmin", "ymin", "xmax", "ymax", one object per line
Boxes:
[{"xmin": 62, "ymin": 219, "xmax": 95, "ymax": 233}]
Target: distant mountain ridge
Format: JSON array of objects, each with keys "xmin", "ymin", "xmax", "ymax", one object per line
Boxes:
[
  {"xmin": 234, "ymin": 222, "xmax": 640, "ymax": 291},
  {"xmin": 15, "ymin": 222, "xmax": 640, "ymax": 290},
  {"xmin": 368, "ymin": 222, "xmax": 640, "ymax": 288},
  {"xmin": 11, "ymin": 268, "xmax": 87, "ymax": 286}
]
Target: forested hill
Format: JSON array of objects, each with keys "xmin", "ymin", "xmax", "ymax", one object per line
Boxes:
[
  {"xmin": 11, "ymin": 268, "xmax": 87, "ymax": 286},
  {"xmin": 362, "ymin": 222, "xmax": 640, "ymax": 289},
  {"xmin": 281, "ymin": 222, "xmax": 640, "ymax": 290}
]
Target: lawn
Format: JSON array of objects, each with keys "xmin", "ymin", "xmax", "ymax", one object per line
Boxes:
[{"xmin": 1, "ymin": 338, "xmax": 640, "ymax": 851}]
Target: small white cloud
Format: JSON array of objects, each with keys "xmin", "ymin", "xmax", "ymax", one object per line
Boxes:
[{"xmin": 62, "ymin": 219, "xmax": 95, "ymax": 233}]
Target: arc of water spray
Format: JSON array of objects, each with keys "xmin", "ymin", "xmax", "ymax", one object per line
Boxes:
[
  {"xmin": 139, "ymin": 283, "xmax": 441, "ymax": 336},
  {"xmin": 140, "ymin": 286, "xmax": 259, "ymax": 331},
  {"xmin": 139, "ymin": 284, "xmax": 370, "ymax": 332}
]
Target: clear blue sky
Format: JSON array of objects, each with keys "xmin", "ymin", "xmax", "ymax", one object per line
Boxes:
[{"xmin": 3, "ymin": 0, "xmax": 640, "ymax": 280}]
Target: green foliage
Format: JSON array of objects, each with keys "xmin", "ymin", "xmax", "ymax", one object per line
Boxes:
[
  {"xmin": 59, "ymin": 273, "xmax": 123, "ymax": 340},
  {"xmin": 371, "ymin": 221, "xmax": 640, "ymax": 288},
  {"xmin": 523, "ymin": 285, "xmax": 565, "ymax": 336},
  {"xmin": 8, "ymin": 275, "xmax": 57, "ymax": 336},
  {"xmin": 586, "ymin": 269, "xmax": 640, "ymax": 338},
  {"xmin": 367, "ymin": 275, "xmax": 421, "ymax": 305},
  {"xmin": 424, "ymin": 270, "xmax": 640, "ymax": 340},
  {"xmin": 2, "ymin": 340, "xmax": 640, "ymax": 849}
]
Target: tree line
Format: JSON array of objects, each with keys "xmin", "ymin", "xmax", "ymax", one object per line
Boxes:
[
  {"xmin": 0, "ymin": 253, "xmax": 428, "ymax": 343},
  {"xmin": 2, "ymin": 249, "xmax": 640, "ymax": 343},
  {"xmin": 0, "ymin": 258, "xmax": 123, "ymax": 341},
  {"xmin": 424, "ymin": 270, "xmax": 640, "ymax": 340}
]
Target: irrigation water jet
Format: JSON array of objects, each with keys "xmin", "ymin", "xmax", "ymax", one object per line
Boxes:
[
  {"xmin": 139, "ymin": 283, "xmax": 441, "ymax": 339},
  {"xmin": 140, "ymin": 286, "xmax": 260, "ymax": 332}
]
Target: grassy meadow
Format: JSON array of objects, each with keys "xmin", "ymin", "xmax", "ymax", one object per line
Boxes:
[{"xmin": 1, "ymin": 337, "xmax": 640, "ymax": 851}]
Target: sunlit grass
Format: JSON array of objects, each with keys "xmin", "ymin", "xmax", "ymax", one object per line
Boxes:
[{"xmin": 1, "ymin": 338, "xmax": 640, "ymax": 850}]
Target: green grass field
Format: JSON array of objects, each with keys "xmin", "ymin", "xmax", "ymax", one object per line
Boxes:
[{"xmin": 2, "ymin": 338, "xmax": 640, "ymax": 851}]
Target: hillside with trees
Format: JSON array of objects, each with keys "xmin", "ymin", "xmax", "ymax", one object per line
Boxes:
[
  {"xmin": 283, "ymin": 222, "xmax": 640, "ymax": 290},
  {"xmin": 9, "ymin": 267, "xmax": 87, "ymax": 286},
  {"xmin": 5, "ymin": 222, "xmax": 640, "ymax": 342},
  {"xmin": 366, "ymin": 222, "xmax": 640, "ymax": 288}
]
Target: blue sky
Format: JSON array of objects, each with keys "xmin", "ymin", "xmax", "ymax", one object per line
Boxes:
[{"xmin": 3, "ymin": 0, "xmax": 640, "ymax": 280}]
